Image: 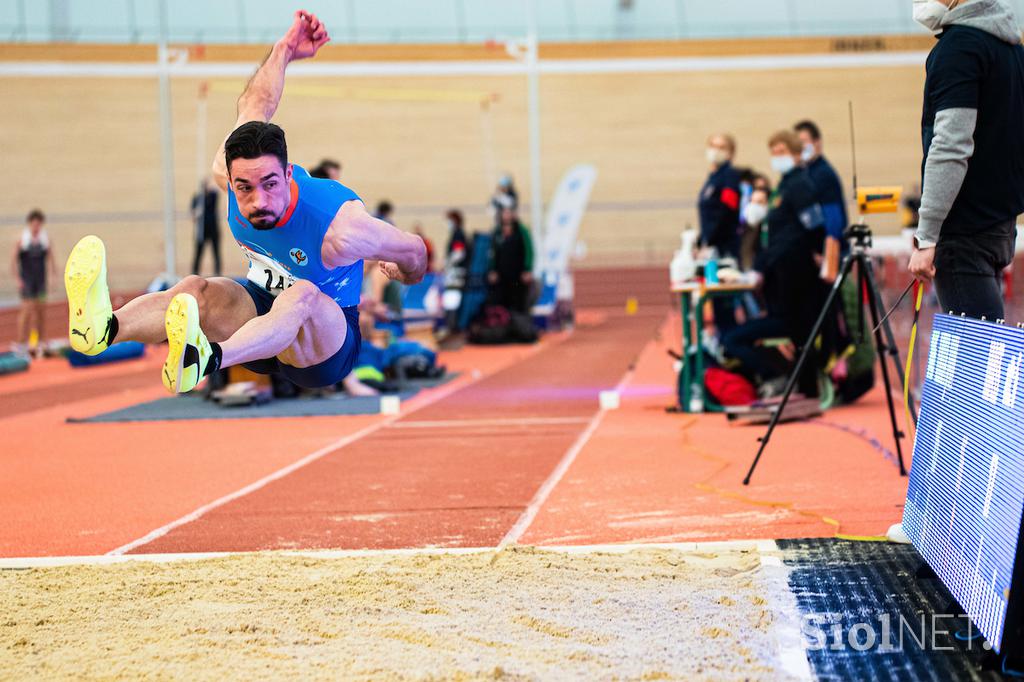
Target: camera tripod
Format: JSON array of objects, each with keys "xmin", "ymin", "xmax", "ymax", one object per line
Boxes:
[{"xmin": 743, "ymin": 223, "xmax": 913, "ymax": 485}]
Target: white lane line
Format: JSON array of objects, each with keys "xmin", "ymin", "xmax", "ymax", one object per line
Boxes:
[
  {"xmin": 496, "ymin": 343, "xmax": 647, "ymax": 550},
  {"xmin": 758, "ymin": 551, "xmax": 814, "ymax": 682},
  {"xmin": 0, "ymin": 538, "xmax": 781, "ymax": 569},
  {"xmin": 388, "ymin": 417, "xmax": 592, "ymax": 429},
  {"xmin": 105, "ymin": 339, "xmax": 560, "ymax": 557}
]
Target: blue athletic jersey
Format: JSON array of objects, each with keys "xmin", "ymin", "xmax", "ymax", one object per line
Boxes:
[{"xmin": 226, "ymin": 164, "xmax": 364, "ymax": 308}]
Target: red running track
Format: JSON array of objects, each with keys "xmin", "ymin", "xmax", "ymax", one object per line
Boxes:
[{"xmin": 127, "ymin": 310, "xmax": 662, "ymax": 553}]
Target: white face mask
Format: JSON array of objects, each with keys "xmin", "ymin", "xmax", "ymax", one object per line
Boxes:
[
  {"xmin": 913, "ymin": 0, "xmax": 949, "ymax": 32},
  {"xmin": 706, "ymin": 147, "xmax": 728, "ymax": 166},
  {"xmin": 744, "ymin": 202, "xmax": 768, "ymax": 226},
  {"xmin": 771, "ymin": 154, "xmax": 796, "ymax": 175},
  {"xmin": 801, "ymin": 143, "xmax": 816, "ymax": 163}
]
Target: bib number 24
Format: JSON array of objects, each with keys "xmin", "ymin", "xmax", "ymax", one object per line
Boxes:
[
  {"xmin": 264, "ymin": 269, "xmax": 287, "ymax": 291},
  {"xmin": 244, "ymin": 250, "xmax": 296, "ymax": 297}
]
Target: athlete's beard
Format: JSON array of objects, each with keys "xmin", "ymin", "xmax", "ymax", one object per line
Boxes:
[{"xmin": 248, "ymin": 211, "xmax": 281, "ymax": 230}]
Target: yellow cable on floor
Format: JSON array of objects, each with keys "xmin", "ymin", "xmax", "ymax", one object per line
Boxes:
[{"xmin": 679, "ymin": 419, "xmax": 890, "ymax": 543}]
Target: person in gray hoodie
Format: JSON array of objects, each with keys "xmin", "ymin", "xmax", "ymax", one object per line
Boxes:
[{"xmin": 909, "ymin": 0, "xmax": 1024, "ymax": 320}]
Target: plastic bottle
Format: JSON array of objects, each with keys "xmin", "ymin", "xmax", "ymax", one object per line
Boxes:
[
  {"xmin": 705, "ymin": 257, "xmax": 719, "ymax": 285},
  {"xmin": 670, "ymin": 231, "xmax": 698, "ymax": 285}
]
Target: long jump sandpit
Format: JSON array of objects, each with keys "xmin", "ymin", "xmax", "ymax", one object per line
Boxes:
[{"xmin": 0, "ymin": 543, "xmax": 809, "ymax": 681}]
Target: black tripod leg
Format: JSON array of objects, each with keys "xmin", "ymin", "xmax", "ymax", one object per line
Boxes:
[
  {"xmin": 861, "ymin": 258, "xmax": 909, "ymax": 476},
  {"xmin": 863, "ymin": 257, "xmax": 919, "ymax": 427},
  {"xmin": 743, "ymin": 255, "xmax": 856, "ymax": 485}
]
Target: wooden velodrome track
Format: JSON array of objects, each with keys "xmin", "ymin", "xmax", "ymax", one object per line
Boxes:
[
  {"xmin": 0, "ymin": 268, "xmax": 911, "ymax": 559},
  {"xmin": 0, "ymin": 36, "xmax": 929, "ymax": 299}
]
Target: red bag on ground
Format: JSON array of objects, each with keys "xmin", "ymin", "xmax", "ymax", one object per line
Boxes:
[{"xmin": 704, "ymin": 367, "xmax": 756, "ymax": 406}]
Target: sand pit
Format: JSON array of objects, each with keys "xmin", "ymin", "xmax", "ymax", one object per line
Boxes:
[{"xmin": 0, "ymin": 546, "xmax": 807, "ymax": 680}]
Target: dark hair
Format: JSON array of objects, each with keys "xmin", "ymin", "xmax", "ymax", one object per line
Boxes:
[
  {"xmin": 794, "ymin": 119, "xmax": 822, "ymax": 142},
  {"xmin": 376, "ymin": 200, "xmax": 393, "ymax": 217},
  {"xmin": 224, "ymin": 121, "xmax": 288, "ymax": 174},
  {"xmin": 445, "ymin": 209, "xmax": 463, "ymax": 227},
  {"xmin": 735, "ymin": 166, "xmax": 756, "ymax": 184},
  {"xmin": 309, "ymin": 158, "xmax": 341, "ymax": 179},
  {"xmin": 26, "ymin": 209, "xmax": 45, "ymax": 224}
]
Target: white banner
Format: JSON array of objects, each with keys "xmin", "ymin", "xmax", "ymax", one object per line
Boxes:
[{"xmin": 538, "ymin": 164, "xmax": 597, "ymax": 280}]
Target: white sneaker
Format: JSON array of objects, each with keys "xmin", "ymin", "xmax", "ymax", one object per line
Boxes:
[{"xmin": 886, "ymin": 522, "xmax": 911, "ymax": 544}]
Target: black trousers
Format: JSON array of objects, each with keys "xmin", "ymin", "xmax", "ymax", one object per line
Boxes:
[
  {"xmin": 933, "ymin": 225, "xmax": 1015, "ymax": 321},
  {"xmin": 722, "ymin": 315, "xmax": 820, "ymax": 398},
  {"xmin": 192, "ymin": 230, "xmax": 222, "ymax": 276}
]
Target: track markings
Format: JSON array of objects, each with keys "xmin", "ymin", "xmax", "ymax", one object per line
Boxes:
[
  {"xmin": 496, "ymin": 344, "xmax": 647, "ymax": 550},
  {"xmin": 388, "ymin": 416, "xmax": 591, "ymax": 429},
  {"xmin": 2, "ymin": 539, "xmax": 780, "ymax": 569},
  {"xmin": 106, "ymin": 339, "xmax": 560, "ymax": 556}
]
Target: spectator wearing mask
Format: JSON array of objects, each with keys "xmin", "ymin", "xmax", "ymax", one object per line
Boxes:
[
  {"xmin": 490, "ymin": 174, "xmax": 519, "ymax": 227},
  {"xmin": 740, "ymin": 184, "xmax": 770, "ymax": 272},
  {"xmin": 488, "ymin": 207, "xmax": 534, "ymax": 313},
  {"xmin": 698, "ymin": 133, "xmax": 742, "ymax": 258},
  {"xmin": 795, "ymin": 120, "xmax": 847, "ymax": 279},
  {"xmin": 908, "ymin": 0, "xmax": 1024, "ymax": 321},
  {"xmin": 699, "ymin": 133, "xmax": 742, "ymax": 333},
  {"xmin": 722, "ymin": 131, "xmax": 825, "ymax": 397},
  {"xmin": 190, "ymin": 177, "xmax": 222, "ymax": 276},
  {"xmin": 11, "ymin": 209, "xmax": 57, "ymax": 357},
  {"xmin": 309, "ymin": 158, "xmax": 341, "ymax": 181}
]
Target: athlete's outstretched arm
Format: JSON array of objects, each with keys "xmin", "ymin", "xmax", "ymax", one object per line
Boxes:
[
  {"xmin": 210, "ymin": 10, "xmax": 329, "ymax": 191},
  {"xmin": 322, "ymin": 202, "xmax": 428, "ymax": 285}
]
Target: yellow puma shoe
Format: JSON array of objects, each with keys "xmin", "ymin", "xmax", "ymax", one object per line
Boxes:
[
  {"xmin": 162, "ymin": 293, "xmax": 214, "ymax": 394},
  {"xmin": 65, "ymin": 235, "xmax": 114, "ymax": 355}
]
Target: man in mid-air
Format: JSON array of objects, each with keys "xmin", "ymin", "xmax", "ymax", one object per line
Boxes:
[{"xmin": 64, "ymin": 10, "xmax": 426, "ymax": 393}]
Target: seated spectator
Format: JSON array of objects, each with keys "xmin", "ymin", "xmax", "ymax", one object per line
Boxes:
[
  {"xmin": 487, "ymin": 207, "xmax": 534, "ymax": 314},
  {"xmin": 344, "ymin": 260, "xmax": 397, "ymax": 397},
  {"xmin": 739, "ymin": 184, "xmax": 770, "ymax": 273},
  {"xmin": 721, "ymin": 130, "xmax": 826, "ymax": 398}
]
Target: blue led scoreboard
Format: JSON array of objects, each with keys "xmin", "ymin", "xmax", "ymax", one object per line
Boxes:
[{"xmin": 903, "ymin": 313, "xmax": 1024, "ymax": 654}]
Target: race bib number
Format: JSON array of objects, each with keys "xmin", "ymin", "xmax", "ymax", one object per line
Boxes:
[{"xmin": 245, "ymin": 250, "xmax": 296, "ymax": 297}]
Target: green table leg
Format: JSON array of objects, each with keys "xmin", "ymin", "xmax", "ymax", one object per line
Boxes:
[
  {"xmin": 692, "ymin": 294, "xmax": 705, "ymax": 413},
  {"xmin": 679, "ymin": 292, "xmax": 693, "ymax": 412}
]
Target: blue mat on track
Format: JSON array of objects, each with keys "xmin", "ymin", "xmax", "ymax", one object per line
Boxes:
[{"xmin": 68, "ymin": 375, "xmax": 455, "ymax": 423}]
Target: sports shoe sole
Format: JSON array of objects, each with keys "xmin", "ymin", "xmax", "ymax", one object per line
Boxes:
[
  {"xmin": 163, "ymin": 293, "xmax": 208, "ymax": 394},
  {"xmin": 65, "ymin": 235, "xmax": 111, "ymax": 355}
]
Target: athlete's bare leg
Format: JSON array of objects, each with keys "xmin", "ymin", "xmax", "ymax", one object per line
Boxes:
[
  {"xmin": 115, "ymin": 276, "xmax": 257, "ymax": 344},
  {"xmin": 218, "ymin": 280, "xmax": 347, "ymax": 369}
]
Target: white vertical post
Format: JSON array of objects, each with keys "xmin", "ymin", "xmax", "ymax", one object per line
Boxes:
[
  {"xmin": 479, "ymin": 98, "xmax": 497, "ymax": 196},
  {"xmin": 525, "ymin": 0, "xmax": 543, "ymax": 257},
  {"xmin": 157, "ymin": 0, "xmax": 177, "ymax": 277},
  {"xmin": 195, "ymin": 81, "xmax": 208, "ymax": 242}
]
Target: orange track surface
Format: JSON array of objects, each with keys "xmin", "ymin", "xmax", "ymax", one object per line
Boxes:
[{"xmin": 1, "ymin": 305, "xmax": 910, "ymax": 558}]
